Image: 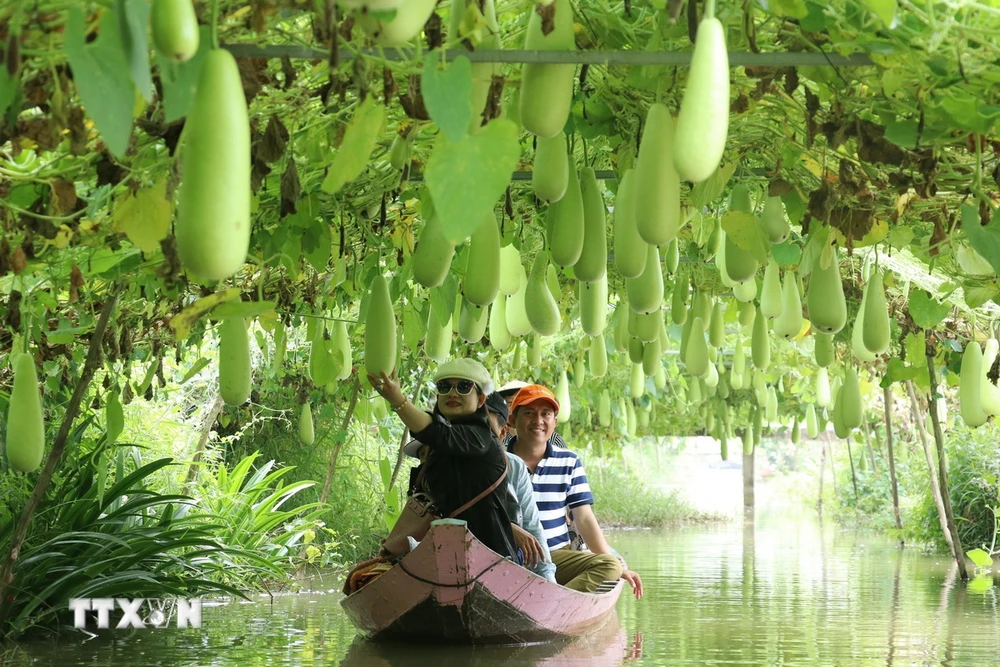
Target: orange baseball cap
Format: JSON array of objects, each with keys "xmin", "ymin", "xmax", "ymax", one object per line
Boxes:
[{"xmin": 509, "ymin": 384, "xmax": 560, "ymax": 414}]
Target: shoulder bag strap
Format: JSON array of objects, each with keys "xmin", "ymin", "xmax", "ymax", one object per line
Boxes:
[{"xmin": 449, "ymin": 453, "xmax": 509, "ymax": 519}]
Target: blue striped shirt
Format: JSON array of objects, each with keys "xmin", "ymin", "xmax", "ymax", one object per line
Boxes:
[{"xmin": 507, "ymin": 435, "xmax": 594, "ymax": 551}]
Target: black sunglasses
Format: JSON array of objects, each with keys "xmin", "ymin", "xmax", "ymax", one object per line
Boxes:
[{"xmin": 436, "ymin": 379, "xmax": 477, "ymax": 396}]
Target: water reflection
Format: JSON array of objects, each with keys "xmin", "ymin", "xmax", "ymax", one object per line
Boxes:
[{"xmin": 339, "ymin": 614, "xmax": 635, "ymax": 666}]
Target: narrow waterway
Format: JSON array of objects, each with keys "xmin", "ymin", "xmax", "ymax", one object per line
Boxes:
[{"xmin": 5, "ymin": 515, "xmax": 999, "ymax": 666}]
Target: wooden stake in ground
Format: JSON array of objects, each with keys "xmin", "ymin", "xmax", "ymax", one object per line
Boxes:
[
  {"xmin": 846, "ymin": 436, "xmax": 859, "ymax": 504},
  {"xmin": 0, "ymin": 287, "xmax": 121, "ymax": 618},
  {"xmin": 906, "ymin": 378, "xmax": 955, "ymax": 558},
  {"xmin": 883, "ymin": 385, "xmax": 903, "ymax": 539},
  {"xmin": 925, "ymin": 347, "xmax": 968, "ymax": 581}
]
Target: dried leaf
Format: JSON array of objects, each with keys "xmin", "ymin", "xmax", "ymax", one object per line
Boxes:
[
  {"xmin": 258, "ymin": 115, "xmax": 289, "ymax": 164},
  {"xmin": 49, "ymin": 178, "xmax": 79, "ymax": 215},
  {"xmin": 11, "ymin": 246, "xmax": 26, "ymax": 274},
  {"xmin": 280, "ymin": 159, "xmax": 301, "ymax": 218},
  {"xmin": 69, "ymin": 263, "xmax": 85, "ymax": 302},
  {"xmin": 536, "ymin": 3, "xmax": 556, "ymax": 36}
]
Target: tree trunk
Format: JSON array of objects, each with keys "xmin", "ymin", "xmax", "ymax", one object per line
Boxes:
[
  {"xmin": 906, "ymin": 379, "xmax": 956, "ymax": 558},
  {"xmin": 846, "ymin": 436, "xmax": 859, "ymax": 504},
  {"xmin": 184, "ymin": 394, "xmax": 225, "ymax": 490},
  {"xmin": 925, "ymin": 351, "xmax": 969, "ymax": 581},
  {"xmin": 319, "ymin": 376, "xmax": 361, "ymax": 505},
  {"xmin": 862, "ymin": 419, "xmax": 877, "ymax": 472},
  {"xmin": 883, "ymin": 385, "xmax": 903, "ymax": 539},
  {"xmin": 0, "ymin": 288, "xmax": 121, "ymax": 617}
]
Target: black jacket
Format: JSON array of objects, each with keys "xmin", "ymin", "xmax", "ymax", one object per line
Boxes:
[{"xmin": 411, "ymin": 408, "xmax": 518, "ymax": 561}]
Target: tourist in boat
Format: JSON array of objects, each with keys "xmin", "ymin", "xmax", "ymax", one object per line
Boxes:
[
  {"xmin": 506, "ymin": 384, "xmax": 645, "ymax": 599},
  {"xmin": 402, "ymin": 390, "xmax": 558, "ymax": 582},
  {"xmin": 369, "ymin": 358, "xmax": 519, "ymax": 562}
]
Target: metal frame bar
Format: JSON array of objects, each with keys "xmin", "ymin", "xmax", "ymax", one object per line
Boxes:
[{"xmin": 222, "ymin": 44, "xmax": 874, "ymax": 68}]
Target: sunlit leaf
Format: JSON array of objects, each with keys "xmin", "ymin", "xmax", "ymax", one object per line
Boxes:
[
  {"xmin": 321, "ymin": 96, "xmax": 386, "ymax": 194},
  {"xmin": 112, "ymin": 178, "xmax": 172, "ymax": 253},
  {"xmin": 425, "ymin": 118, "xmax": 520, "ymax": 243},
  {"xmin": 967, "ymin": 548, "xmax": 994, "ymax": 568},
  {"xmin": 908, "ymin": 289, "xmax": 949, "ymax": 330},
  {"xmin": 721, "ymin": 211, "xmax": 770, "ymax": 264},
  {"xmin": 158, "ymin": 26, "xmax": 212, "ymax": 122},
  {"xmin": 106, "ymin": 389, "xmax": 124, "ymax": 444},
  {"xmin": 64, "ymin": 7, "xmax": 135, "ymax": 157},
  {"xmin": 863, "ymin": 0, "xmax": 897, "ymax": 25},
  {"xmin": 116, "ymin": 0, "xmax": 153, "ymax": 101},
  {"xmin": 168, "ymin": 287, "xmax": 241, "ymax": 341},
  {"xmin": 421, "ymin": 51, "xmax": 473, "ymax": 142},
  {"xmin": 962, "ymin": 204, "xmax": 1000, "ymax": 276},
  {"xmin": 690, "ymin": 162, "xmax": 737, "ymax": 209}
]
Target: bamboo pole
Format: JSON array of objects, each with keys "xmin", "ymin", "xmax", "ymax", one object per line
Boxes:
[
  {"xmin": 319, "ymin": 376, "xmax": 361, "ymax": 505},
  {"xmin": 906, "ymin": 379, "xmax": 956, "ymax": 557},
  {"xmin": 223, "ymin": 44, "xmax": 875, "ymax": 67},
  {"xmin": 883, "ymin": 385, "xmax": 904, "ymax": 540},
  {"xmin": 0, "ymin": 287, "xmax": 121, "ymax": 618},
  {"xmin": 862, "ymin": 419, "xmax": 877, "ymax": 472},
  {"xmin": 846, "ymin": 436, "xmax": 860, "ymax": 504},
  {"xmin": 925, "ymin": 349, "xmax": 969, "ymax": 580}
]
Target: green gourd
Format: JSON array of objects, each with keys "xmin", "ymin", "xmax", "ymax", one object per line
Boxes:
[
  {"xmin": 548, "ymin": 166, "xmax": 585, "ymax": 267},
  {"xmin": 773, "ymin": 273, "xmax": 804, "ymax": 339},
  {"xmin": 715, "ymin": 229, "xmax": 735, "ymax": 287},
  {"xmin": 733, "ymin": 335, "xmax": 746, "ymax": 377},
  {"xmin": 806, "ymin": 403, "xmax": 819, "ymax": 438},
  {"xmin": 463, "ymin": 213, "xmax": 501, "ymax": 306},
  {"xmin": 790, "ymin": 418, "xmax": 801, "ymax": 445},
  {"xmin": 527, "ymin": 335, "xmax": 543, "ymax": 368},
  {"xmin": 614, "ymin": 304, "xmax": 631, "ymax": 352},
  {"xmin": 365, "ymin": 272, "xmax": 397, "ymax": 376},
  {"xmin": 816, "ymin": 367, "xmax": 831, "ymax": 408},
  {"xmin": 815, "ymin": 332, "xmax": 835, "ymax": 367},
  {"xmin": 739, "ymin": 301, "xmax": 756, "ymax": 328},
  {"xmin": 533, "ymin": 133, "xmax": 569, "ymax": 203},
  {"xmin": 655, "ymin": 363, "xmax": 667, "ymax": 389},
  {"xmin": 673, "ymin": 14, "xmax": 729, "ymax": 183},
  {"xmin": 832, "ymin": 386, "xmax": 850, "ymax": 439},
  {"xmin": 614, "ymin": 169, "xmax": 646, "ymax": 279},
  {"xmin": 807, "ymin": 250, "xmax": 847, "ymax": 334},
  {"xmin": 851, "ymin": 287, "xmax": 878, "ymax": 363},
  {"xmin": 598, "ymin": 390, "xmax": 612, "ymax": 427},
  {"xmin": 459, "ymin": 300, "xmax": 489, "ymax": 342},
  {"xmin": 689, "ymin": 378, "xmax": 703, "ymax": 404},
  {"xmin": 576, "ymin": 167, "xmax": 608, "ymax": 282},
  {"xmin": 525, "ymin": 252, "xmax": 562, "ymax": 335},
  {"xmin": 631, "ymin": 362, "xmax": 645, "ymax": 398},
  {"xmin": 724, "ymin": 234, "xmax": 757, "ymax": 283},
  {"xmin": 358, "ymin": 0, "xmax": 437, "ymax": 45},
  {"xmin": 573, "ymin": 357, "xmax": 586, "ymax": 388},
  {"xmin": 273, "ymin": 324, "xmax": 287, "ymax": 378},
  {"xmin": 704, "ymin": 360, "xmax": 719, "ymax": 388},
  {"xmin": 499, "ymin": 244, "xmax": 523, "ymax": 296},
  {"xmin": 671, "ymin": 283, "xmax": 689, "ymax": 325},
  {"xmin": 425, "ymin": 300, "xmax": 452, "ymax": 362},
  {"xmin": 412, "ymin": 214, "xmax": 456, "ymax": 289},
  {"xmin": 760, "ymin": 259, "xmax": 783, "ymax": 319},
  {"xmin": 841, "ymin": 365, "xmax": 863, "ymax": 429},
  {"xmin": 519, "ymin": 0, "xmax": 576, "ymax": 138},
  {"xmin": 546, "ymin": 263, "xmax": 561, "ymax": 302},
  {"xmin": 643, "ymin": 337, "xmax": 662, "ymax": 377},
  {"xmin": 626, "ymin": 244, "xmax": 664, "ymax": 314},
  {"xmin": 709, "ymin": 301, "xmax": 725, "ymax": 348},
  {"xmin": 636, "ymin": 311, "xmax": 660, "ymax": 343},
  {"xmin": 628, "ymin": 336, "xmax": 645, "ymax": 364},
  {"xmin": 679, "ymin": 312, "xmax": 694, "ymax": 363},
  {"xmin": 589, "ymin": 332, "xmax": 608, "ymax": 377},
  {"xmin": 761, "ymin": 195, "xmax": 790, "ymax": 243},
  {"xmin": 505, "ymin": 266, "xmax": 532, "ymax": 337},
  {"xmin": 634, "ymin": 104, "xmax": 681, "ymax": 245},
  {"xmin": 693, "ymin": 291, "xmax": 712, "ymax": 328},
  {"xmin": 5, "ymin": 352, "xmax": 45, "ymax": 472},
  {"xmin": 176, "ymin": 49, "xmax": 251, "ymax": 282},
  {"xmin": 332, "ymin": 320, "xmax": 352, "ymax": 380},
  {"xmin": 862, "ymin": 269, "xmax": 890, "ymax": 355},
  {"xmin": 152, "ymin": 0, "xmax": 199, "ymax": 62},
  {"xmin": 512, "ymin": 339, "xmax": 523, "ymax": 369},
  {"xmin": 298, "ymin": 401, "xmax": 315, "ymax": 446},
  {"xmin": 555, "ymin": 370, "xmax": 572, "ymax": 424},
  {"xmin": 751, "ymin": 306, "xmax": 770, "ymax": 370},
  {"xmin": 388, "ymin": 130, "xmax": 412, "ymax": 170},
  {"xmin": 219, "ymin": 317, "xmax": 251, "ymax": 406},
  {"xmin": 489, "ymin": 295, "xmax": 512, "ymax": 351},
  {"xmin": 960, "ymin": 341, "xmax": 989, "ymax": 427},
  {"xmin": 579, "ymin": 273, "xmax": 608, "ymax": 336},
  {"xmin": 766, "ymin": 386, "xmax": 778, "ymax": 423},
  {"xmin": 665, "ymin": 238, "xmax": 681, "ymax": 274},
  {"xmin": 685, "ymin": 317, "xmax": 710, "ymax": 378},
  {"xmin": 733, "ymin": 278, "xmax": 758, "ymax": 303},
  {"xmin": 309, "ymin": 326, "xmax": 336, "ymax": 387}
]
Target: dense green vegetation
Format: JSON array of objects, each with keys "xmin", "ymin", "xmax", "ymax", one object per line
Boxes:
[{"xmin": 4, "ymin": 0, "xmax": 1000, "ymax": 640}]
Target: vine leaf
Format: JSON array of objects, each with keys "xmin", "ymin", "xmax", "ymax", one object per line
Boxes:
[
  {"xmin": 421, "ymin": 51, "xmax": 473, "ymax": 142},
  {"xmin": 426, "ymin": 118, "xmax": 520, "ymax": 243},
  {"xmin": 106, "ymin": 389, "xmax": 124, "ymax": 445},
  {"xmin": 908, "ymin": 289, "xmax": 949, "ymax": 330},
  {"xmin": 64, "ymin": 7, "xmax": 135, "ymax": 157},
  {"xmin": 721, "ymin": 211, "xmax": 770, "ymax": 264},
  {"xmin": 116, "ymin": 0, "xmax": 153, "ymax": 102},
  {"xmin": 863, "ymin": 0, "xmax": 896, "ymax": 25},
  {"xmin": 321, "ymin": 96, "xmax": 386, "ymax": 195},
  {"xmin": 168, "ymin": 287, "xmax": 241, "ymax": 341},
  {"xmin": 158, "ymin": 26, "xmax": 212, "ymax": 122},
  {"xmin": 962, "ymin": 203, "xmax": 1000, "ymax": 276},
  {"xmin": 112, "ymin": 178, "xmax": 172, "ymax": 253}
]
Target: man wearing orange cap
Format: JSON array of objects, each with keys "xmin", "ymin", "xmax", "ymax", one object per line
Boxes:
[{"xmin": 507, "ymin": 384, "xmax": 644, "ymax": 599}]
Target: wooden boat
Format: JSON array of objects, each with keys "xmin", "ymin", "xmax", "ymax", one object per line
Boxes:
[{"xmin": 341, "ymin": 519, "xmax": 624, "ymax": 644}]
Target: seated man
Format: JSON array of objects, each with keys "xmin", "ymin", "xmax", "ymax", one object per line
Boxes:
[
  {"xmin": 507, "ymin": 385, "xmax": 643, "ymax": 599},
  {"xmin": 402, "ymin": 391, "xmax": 556, "ymax": 582}
]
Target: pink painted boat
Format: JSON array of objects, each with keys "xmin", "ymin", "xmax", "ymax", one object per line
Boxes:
[{"xmin": 341, "ymin": 519, "xmax": 624, "ymax": 644}]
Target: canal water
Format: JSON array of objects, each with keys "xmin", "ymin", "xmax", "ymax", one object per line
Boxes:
[{"xmin": 4, "ymin": 516, "xmax": 999, "ymax": 666}]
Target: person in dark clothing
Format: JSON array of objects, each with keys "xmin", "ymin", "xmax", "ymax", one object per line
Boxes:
[{"xmin": 369, "ymin": 359, "xmax": 518, "ymax": 562}]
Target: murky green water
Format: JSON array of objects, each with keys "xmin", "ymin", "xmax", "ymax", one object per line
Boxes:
[{"xmin": 5, "ymin": 517, "xmax": 999, "ymax": 666}]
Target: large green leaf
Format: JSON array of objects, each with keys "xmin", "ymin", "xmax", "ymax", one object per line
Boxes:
[
  {"xmin": 908, "ymin": 289, "xmax": 949, "ymax": 330},
  {"xmin": 962, "ymin": 204, "xmax": 1000, "ymax": 276},
  {"xmin": 158, "ymin": 26, "xmax": 212, "ymax": 122},
  {"xmin": 64, "ymin": 7, "xmax": 135, "ymax": 157},
  {"xmin": 690, "ymin": 162, "xmax": 736, "ymax": 210},
  {"xmin": 421, "ymin": 51, "xmax": 473, "ymax": 142},
  {"xmin": 721, "ymin": 211, "xmax": 770, "ymax": 264},
  {"xmin": 116, "ymin": 0, "xmax": 153, "ymax": 101},
  {"xmin": 322, "ymin": 96, "xmax": 386, "ymax": 194},
  {"xmin": 425, "ymin": 118, "xmax": 520, "ymax": 243},
  {"xmin": 864, "ymin": 0, "xmax": 897, "ymax": 25}
]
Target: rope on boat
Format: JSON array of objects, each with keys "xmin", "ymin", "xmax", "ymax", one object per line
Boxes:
[{"xmin": 396, "ymin": 558, "xmax": 506, "ymax": 588}]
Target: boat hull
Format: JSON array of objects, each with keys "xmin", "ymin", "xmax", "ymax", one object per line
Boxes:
[{"xmin": 341, "ymin": 519, "xmax": 624, "ymax": 644}]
